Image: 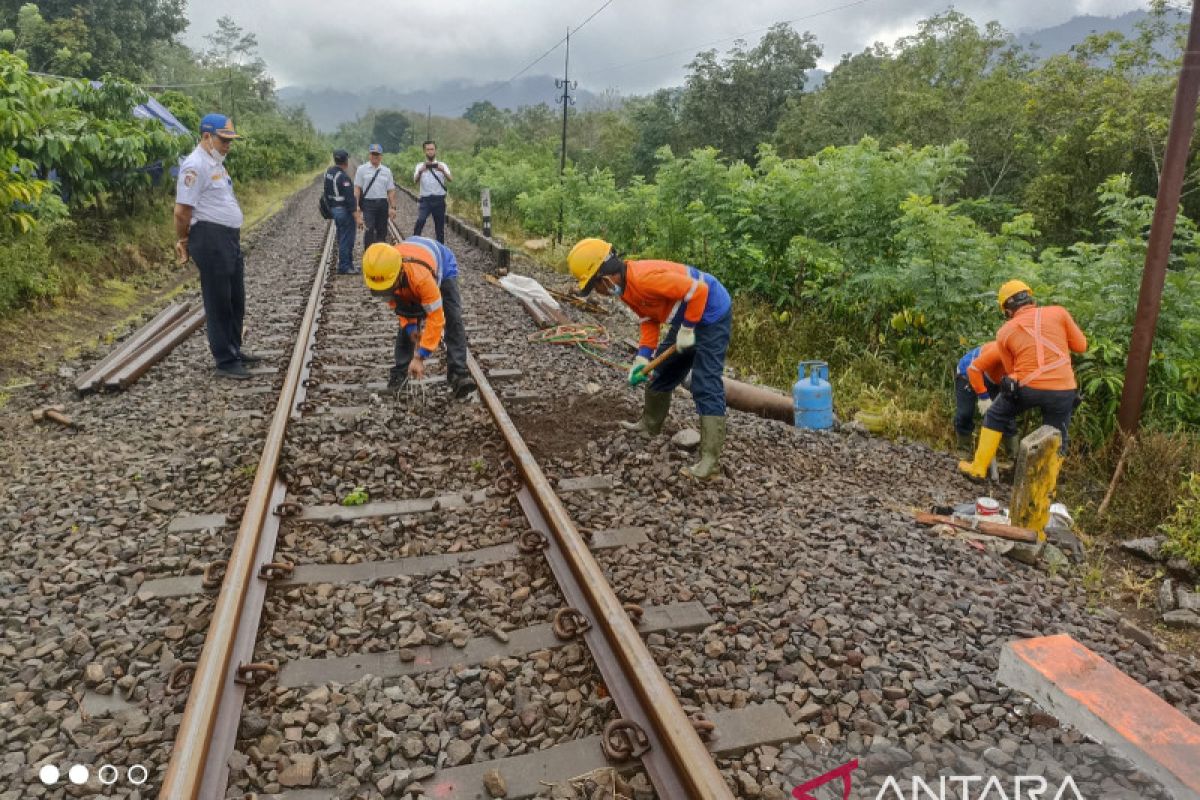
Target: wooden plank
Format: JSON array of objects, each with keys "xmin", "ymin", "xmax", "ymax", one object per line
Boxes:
[{"xmin": 914, "ymin": 511, "xmax": 1039, "ymax": 543}]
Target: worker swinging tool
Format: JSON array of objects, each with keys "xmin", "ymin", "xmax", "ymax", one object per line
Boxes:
[
  {"xmin": 958, "ymin": 280, "xmax": 1088, "ymax": 480},
  {"xmin": 363, "ymin": 239, "xmax": 476, "ymax": 399},
  {"xmin": 568, "ymin": 237, "xmax": 733, "ymax": 480}
]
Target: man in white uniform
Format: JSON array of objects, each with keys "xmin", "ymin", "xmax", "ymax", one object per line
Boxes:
[
  {"xmin": 412, "ymin": 139, "xmax": 450, "ymax": 243},
  {"xmin": 355, "ymin": 143, "xmax": 396, "ymax": 250},
  {"xmin": 174, "ymin": 113, "xmax": 258, "ymax": 380}
]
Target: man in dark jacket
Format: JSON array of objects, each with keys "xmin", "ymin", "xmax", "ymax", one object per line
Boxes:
[{"xmin": 324, "ymin": 150, "xmax": 357, "ymax": 274}]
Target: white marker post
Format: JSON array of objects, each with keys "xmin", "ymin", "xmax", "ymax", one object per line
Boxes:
[{"xmin": 481, "ymin": 188, "xmax": 492, "ymax": 239}]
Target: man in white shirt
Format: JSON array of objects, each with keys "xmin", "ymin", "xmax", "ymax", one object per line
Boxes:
[
  {"xmin": 173, "ymin": 113, "xmax": 258, "ymax": 380},
  {"xmin": 413, "ymin": 139, "xmax": 450, "ymax": 243},
  {"xmin": 355, "ymin": 143, "xmax": 396, "ymax": 250}
]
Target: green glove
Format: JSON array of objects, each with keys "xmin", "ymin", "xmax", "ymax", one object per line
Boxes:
[{"xmin": 628, "ymin": 356, "xmax": 650, "ymax": 387}]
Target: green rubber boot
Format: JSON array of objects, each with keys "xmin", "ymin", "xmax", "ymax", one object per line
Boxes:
[
  {"xmin": 620, "ymin": 390, "xmax": 671, "ymax": 437},
  {"xmin": 683, "ymin": 415, "xmax": 726, "ymax": 480}
]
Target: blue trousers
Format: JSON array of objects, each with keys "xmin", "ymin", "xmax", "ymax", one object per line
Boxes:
[
  {"xmin": 413, "ymin": 195, "xmax": 446, "ymax": 243},
  {"xmin": 331, "ymin": 206, "xmax": 356, "ymax": 272},
  {"xmin": 954, "ymin": 375, "xmax": 1010, "ymax": 436},
  {"xmin": 190, "ymin": 221, "xmax": 245, "ymax": 369},
  {"xmin": 649, "ymin": 311, "xmax": 732, "ymax": 416}
]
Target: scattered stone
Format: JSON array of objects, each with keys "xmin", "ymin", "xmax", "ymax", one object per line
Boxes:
[
  {"xmin": 1163, "ymin": 609, "xmax": 1200, "ymax": 630},
  {"xmin": 671, "ymin": 429, "xmax": 701, "ymax": 449},
  {"xmin": 1118, "ymin": 618, "xmax": 1156, "ymax": 648},
  {"xmin": 1158, "ymin": 578, "xmax": 1178, "ymax": 613},
  {"xmin": 277, "ymin": 754, "xmax": 316, "ymax": 787},
  {"xmin": 483, "ymin": 768, "xmax": 508, "ymax": 798},
  {"xmin": 1121, "ymin": 536, "xmax": 1165, "ymax": 562}
]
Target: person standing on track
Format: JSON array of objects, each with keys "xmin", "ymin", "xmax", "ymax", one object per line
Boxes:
[
  {"xmin": 412, "ymin": 140, "xmax": 450, "ymax": 243},
  {"xmin": 355, "ymin": 143, "xmax": 396, "ymax": 251},
  {"xmin": 324, "ymin": 149, "xmax": 358, "ymax": 275},
  {"xmin": 568, "ymin": 237, "xmax": 733, "ymax": 480},
  {"xmin": 362, "ymin": 237, "xmax": 475, "ymax": 399},
  {"xmin": 959, "ymin": 280, "xmax": 1088, "ymax": 479},
  {"xmin": 174, "ymin": 113, "xmax": 261, "ymax": 380}
]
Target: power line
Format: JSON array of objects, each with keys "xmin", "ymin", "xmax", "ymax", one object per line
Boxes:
[
  {"xmin": 578, "ymin": 0, "xmax": 877, "ymax": 80},
  {"xmin": 458, "ymin": 0, "xmax": 614, "ymax": 112}
]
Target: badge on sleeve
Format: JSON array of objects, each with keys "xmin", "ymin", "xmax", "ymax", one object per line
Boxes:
[{"xmin": 182, "ymin": 168, "xmax": 197, "ymax": 187}]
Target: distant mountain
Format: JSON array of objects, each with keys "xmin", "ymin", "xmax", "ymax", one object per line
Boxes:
[
  {"xmin": 278, "ymin": 76, "xmax": 598, "ymax": 132},
  {"xmin": 1014, "ymin": 9, "xmax": 1182, "ymax": 57},
  {"xmin": 281, "ymin": 12, "xmax": 1178, "ymax": 132}
]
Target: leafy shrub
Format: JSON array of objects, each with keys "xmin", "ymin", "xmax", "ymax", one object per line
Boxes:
[{"xmin": 1161, "ymin": 472, "xmax": 1200, "ymax": 570}]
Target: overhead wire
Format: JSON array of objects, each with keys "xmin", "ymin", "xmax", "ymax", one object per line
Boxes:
[{"xmin": 455, "ymin": 0, "xmax": 615, "ymax": 113}]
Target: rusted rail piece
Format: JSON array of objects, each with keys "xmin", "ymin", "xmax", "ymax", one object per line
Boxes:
[
  {"xmin": 467, "ymin": 353, "xmax": 734, "ymax": 800},
  {"xmin": 75, "ymin": 302, "xmax": 192, "ymax": 394},
  {"xmin": 159, "ymin": 223, "xmax": 335, "ymax": 799},
  {"xmin": 104, "ymin": 306, "xmax": 207, "ymax": 391}
]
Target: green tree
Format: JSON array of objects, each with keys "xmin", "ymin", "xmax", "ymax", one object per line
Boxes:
[
  {"xmin": 677, "ymin": 22, "xmax": 821, "ymax": 163},
  {"xmin": 372, "ymin": 110, "xmax": 410, "ymax": 152},
  {"xmin": 463, "ymin": 100, "xmax": 506, "ymax": 150},
  {"xmin": 202, "ymin": 15, "xmax": 274, "ymax": 119},
  {"xmin": 0, "ymin": 0, "xmax": 186, "ymax": 79}
]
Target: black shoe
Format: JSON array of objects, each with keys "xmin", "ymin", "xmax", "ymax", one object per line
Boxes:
[
  {"xmin": 386, "ymin": 375, "xmax": 408, "ymax": 392},
  {"xmin": 238, "ymin": 350, "xmax": 264, "ymax": 364},
  {"xmin": 214, "ymin": 363, "xmax": 251, "ymax": 380},
  {"xmin": 450, "ymin": 373, "xmax": 477, "ymax": 399}
]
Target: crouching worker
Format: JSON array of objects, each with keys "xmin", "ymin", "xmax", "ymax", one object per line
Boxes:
[
  {"xmin": 568, "ymin": 237, "xmax": 732, "ymax": 480},
  {"xmin": 362, "ymin": 238, "xmax": 475, "ymax": 399},
  {"xmin": 958, "ymin": 280, "xmax": 1087, "ymax": 479},
  {"xmin": 953, "ymin": 342, "xmax": 1015, "ymax": 456}
]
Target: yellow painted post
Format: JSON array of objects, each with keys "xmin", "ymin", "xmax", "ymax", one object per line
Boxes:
[{"xmin": 1009, "ymin": 425, "xmax": 1063, "ymax": 538}]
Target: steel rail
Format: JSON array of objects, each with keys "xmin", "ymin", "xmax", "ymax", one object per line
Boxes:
[
  {"xmin": 159, "ymin": 222, "xmax": 335, "ymax": 799},
  {"xmin": 75, "ymin": 301, "xmax": 191, "ymax": 394},
  {"xmin": 467, "ymin": 352, "xmax": 734, "ymax": 799},
  {"xmin": 105, "ymin": 306, "xmax": 207, "ymax": 391}
]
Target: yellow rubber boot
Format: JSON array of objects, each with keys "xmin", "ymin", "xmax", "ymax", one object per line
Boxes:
[{"xmin": 958, "ymin": 427, "xmax": 1003, "ymax": 480}]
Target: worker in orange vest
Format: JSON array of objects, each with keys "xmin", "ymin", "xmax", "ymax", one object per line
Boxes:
[
  {"xmin": 959, "ymin": 280, "xmax": 1087, "ymax": 479},
  {"xmin": 954, "ymin": 341, "xmax": 1013, "ymax": 456},
  {"xmin": 567, "ymin": 238, "xmax": 733, "ymax": 480},
  {"xmin": 362, "ymin": 240, "xmax": 475, "ymax": 399}
]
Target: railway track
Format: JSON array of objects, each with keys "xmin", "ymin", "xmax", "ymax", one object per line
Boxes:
[
  {"xmin": 152, "ymin": 209, "xmax": 796, "ymax": 799},
  {"xmin": 9, "ymin": 180, "xmax": 1195, "ymax": 800}
]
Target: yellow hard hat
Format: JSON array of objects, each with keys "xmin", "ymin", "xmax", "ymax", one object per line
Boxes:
[
  {"xmin": 567, "ymin": 237, "xmax": 613, "ymax": 290},
  {"xmin": 363, "ymin": 243, "xmax": 401, "ymax": 291},
  {"xmin": 997, "ymin": 279, "xmax": 1032, "ymax": 310}
]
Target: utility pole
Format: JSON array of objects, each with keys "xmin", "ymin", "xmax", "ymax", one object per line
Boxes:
[
  {"xmin": 1116, "ymin": 0, "xmax": 1200, "ymax": 434},
  {"xmin": 426, "ymin": 105, "xmax": 432, "ymax": 141},
  {"xmin": 555, "ymin": 28, "xmax": 577, "ymax": 243}
]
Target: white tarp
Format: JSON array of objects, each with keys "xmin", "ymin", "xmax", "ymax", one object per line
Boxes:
[{"xmin": 497, "ymin": 274, "xmax": 561, "ymax": 309}]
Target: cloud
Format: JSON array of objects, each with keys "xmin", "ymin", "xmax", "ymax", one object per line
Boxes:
[{"xmin": 181, "ymin": 0, "xmax": 1153, "ymax": 97}]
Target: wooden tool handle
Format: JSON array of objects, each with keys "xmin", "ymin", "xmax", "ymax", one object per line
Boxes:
[{"xmin": 642, "ymin": 345, "xmax": 678, "ymax": 375}]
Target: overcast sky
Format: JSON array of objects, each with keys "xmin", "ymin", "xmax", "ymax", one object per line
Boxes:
[{"xmin": 181, "ymin": 0, "xmax": 1153, "ymax": 96}]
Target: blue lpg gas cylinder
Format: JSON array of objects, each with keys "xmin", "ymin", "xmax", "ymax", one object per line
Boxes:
[{"xmin": 793, "ymin": 361, "xmax": 833, "ymax": 429}]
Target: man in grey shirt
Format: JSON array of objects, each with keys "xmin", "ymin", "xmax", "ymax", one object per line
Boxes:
[
  {"xmin": 355, "ymin": 143, "xmax": 396, "ymax": 250},
  {"xmin": 413, "ymin": 139, "xmax": 450, "ymax": 243}
]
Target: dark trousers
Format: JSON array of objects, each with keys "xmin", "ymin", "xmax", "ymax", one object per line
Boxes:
[
  {"xmin": 190, "ymin": 221, "xmax": 245, "ymax": 369},
  {"xmin": 650, "ymin": 311, "xmax": 732, "ymax": 416},
  {"xmin": 361, "ymin": 198, "xmax": 389, "ymax": 250},
  {"xmin": 953, "ymin": 375, "xmax": 1011, "ymax": 436},
  {"xmin": 984, "ymin": 386, "xmax": 1077, "ymax": 452},
  {"xmin": 413, "ymin": 195, "xmax": 447, "ymax": 243},
  {"xmin": 390, "ymin": 277, "xmax": 469, "ymax": 382},
  {"xmin": 331, "ymin": 206, "xmax": 356, "ymax": 272}
]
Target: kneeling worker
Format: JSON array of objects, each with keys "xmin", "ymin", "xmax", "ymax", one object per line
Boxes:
[
  {"xmin": 362, "ymin": 237, "xmax": 475, "ymax": 399},
  {"xmin": 958, "ymin": 280, "xmax": 1087, "ymax": 479},
  {"xmin": 954, "ymin": 342, "xmax": 1009, "ymax": 454},
  {"xmin": 568, "ymin": 238, "xmax": 732, "ymax": 480}
]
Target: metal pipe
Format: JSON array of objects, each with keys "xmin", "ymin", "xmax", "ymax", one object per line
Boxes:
[
  {"xmin": 1117, "ymin": 0, "xmax": 1200, "ymax": 434},
  {"xmin": 159, "ymin": 223, "xmax": 334, "ymax": 799},
  {"xmin": 467, "ymin": 353, "xmax": 733, "ymax": 800},
  {"xmin": 75, "ymin": 302, "xmax": 190, "ymax": 394}
]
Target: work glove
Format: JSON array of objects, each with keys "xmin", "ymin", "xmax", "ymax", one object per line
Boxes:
[
  {"xmin": 628, "ymin": 356, "xmax": 650, "ymax": 387},
  {"xmin": 977, "ymin": 397, "xmax": 993, "ymax": 417},
  {"xmin": 676, "ymin": 326, "xmax": 696, "ymax": 352}
]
